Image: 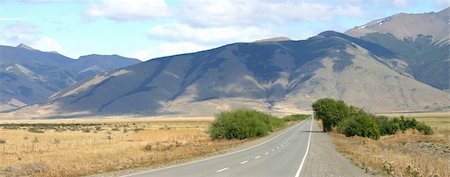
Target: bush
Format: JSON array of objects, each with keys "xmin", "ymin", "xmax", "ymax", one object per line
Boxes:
[
  {"xmin": 312, "ymin": 98, "xmax": 433, "ymax": 139},
  {"xmin": 389, "ymin": 117, "xmax": 433, "ymax": 135},
  {"xmin": 81, "ymin": 128, "xmax": 92, "ymax": 133},
  {"xmin": 209, "ymin": 109, "xmax": 284, "ymax": 140},
  {"xmin": 375, "ymin": 116, "xmax": 400, "ymax": 136},
  {"xmin": 0, "ymin": 138, "xmax": 5, "ymax": 144},
  {"xmin": 414, "ymin": 122, "xmax": 433, "ymax": 135},
  {"xmin": 28, "ymin": 127, "xmax": 45, "ymax": 133},
  {"xmin": 337, "ymin": 111, "xmax": 380, "ymax": 140}
]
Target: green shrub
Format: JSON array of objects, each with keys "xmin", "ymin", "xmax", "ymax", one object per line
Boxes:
[
  {"xmin": 312, "ymin": 98, "xmax": 433, "ymax": 139},
  {"xmin": 209, "ymin": 109, "xmax": 284, "ymax": 140},
  {"xmin": 414, "ymin": 122, "xmax": 433, "ymax": 135},
  {"xmin": 81, "ymin": 128, "xmax": 92, "ymax": 133},
  {"xmin": 337, "ymin": 111, "xmax": 380, "ymax": 140},
  {"xmin": 389, "ymin": 116, "xmax": 433, "ymax": 135},
  {"xmin": 375, "ymin": 116, "xmax": 400, "ymax": 136},
  {"xmin": 28, "ymin": 127, "xmax": 45, "ymax": 133}
]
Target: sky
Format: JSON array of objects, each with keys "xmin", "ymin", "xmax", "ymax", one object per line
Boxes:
[{"xmin": 0, "ymin": 0, "xmax": 448, "ymax": 61}]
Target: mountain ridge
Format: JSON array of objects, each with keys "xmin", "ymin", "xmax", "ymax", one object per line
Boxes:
[
  {"xmin": 2, "ymin": 8, "xmax": 449, "ymax": 119},
  {"xmin": 0, "ymin": 44, "xmax": 141, "ymax": 111},
  {"xmin": 7, "ymin": 31, "xmax": 447, "ymax": 118},
  {"xmin": 345, "ymin": 7, "xmax": 450, "ymax": 90}
]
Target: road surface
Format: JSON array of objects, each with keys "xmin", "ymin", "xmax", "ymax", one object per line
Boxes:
[
  {"xmin": 123, "ymin": 118, "xmax": 314, "ymax": 177},
  {"xmin": 301, "ymin": 120, "xmax": 374, "ymax": 177}
]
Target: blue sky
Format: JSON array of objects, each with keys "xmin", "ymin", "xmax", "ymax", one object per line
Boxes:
[{"xmin": 0, "ymin": 0, "xmax": 448, "ymax": 61}]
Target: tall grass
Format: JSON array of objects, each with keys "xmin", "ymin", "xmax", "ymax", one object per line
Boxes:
[{"xmin": 0, "ymin": 119, "xmax": 243, "ymax": 177}]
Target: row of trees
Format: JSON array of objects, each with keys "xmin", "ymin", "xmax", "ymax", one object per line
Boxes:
[
  {"xmin": 312, "ymin": 98, "xmax": 432, "ymax": 140},
  {"xmin": 209, "ymin": 109, "xmax": 309, "ymax": 140}
]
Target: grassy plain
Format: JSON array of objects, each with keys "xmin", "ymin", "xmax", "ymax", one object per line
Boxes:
[
  {"xmin": 332, "ymin": 112, "xmax": 450, "ymax": 177},
  {"xmin": 0, "ymin": 117, "xmax": 244, "ymax": 177}
]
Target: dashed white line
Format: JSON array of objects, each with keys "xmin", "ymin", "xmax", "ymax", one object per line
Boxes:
[
  {"xmin": 276, "ymin": 147, "xmax": 280, "ymax": 149},
  {"xmin": 254, "ymin": 156, "xmax": 261, "ymax": 159},
  {"xmin": 272, "ymin": 149, "xmax": 275, "ymax": 152},
  {"xmin": 120, "ymin": 120, "xmax": 309, "ymax": 177},
  {"xmin": 216, "ymin": 167, "xmax": 229, "ymax": 172},
  {"xmin": 240, "ymin": 160, "xmax": 248, "ymax": 164},
  {"xmin": 264, "ymin": 152, "xmax": 269, "ymax": 155}
]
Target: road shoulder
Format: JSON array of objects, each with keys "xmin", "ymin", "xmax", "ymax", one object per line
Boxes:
[{"xmin": 301, "ymin": 121, "xmax": 377, "ymax": 177}]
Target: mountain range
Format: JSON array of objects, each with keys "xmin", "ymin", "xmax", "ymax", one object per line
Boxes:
[
  {"xmin": 0, "ymin": 44, "xmax": 140, "ymax": 111},
  {"xmin": 346, "ymin": 7, "xmax": 449, "ymax": 90},
  {"xmin": 1, "ymin": 8, "xmax": 449, "ymax": 119}
]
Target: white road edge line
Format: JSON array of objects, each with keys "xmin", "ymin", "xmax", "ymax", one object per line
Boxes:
[
  {"xmin": 254, "ymin": 156, "xmax": 261, "ymax": 159},
  {"xmin": 120, "ymin": 119, "xmax": 308, "ymax": 177},
  {"xmin": 240, "ymin": 160, "xmax": 248, "ymax": 164},
  {"xmin": 216, "ymin": 167, "xmax": 229, "ymax": 172},
  {"xmin": 294, "ymin": 118, "xmax": 314, "ymax": 177}
]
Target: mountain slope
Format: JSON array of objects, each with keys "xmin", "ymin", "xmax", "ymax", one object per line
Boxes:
[
  {"xmin": 346, "ymin": 8, "xmax": 449, "ymax": 42},
  {"xmin": 11, "ymin": 31, "xmax": 448, "ymax": 118},
  {"xmin": 0, "ymin": 44, "xmax": 141, "ymax": 111},
  {"xmin": 345, "ymin": 7, "xmax": 450, "ymax": 90}
]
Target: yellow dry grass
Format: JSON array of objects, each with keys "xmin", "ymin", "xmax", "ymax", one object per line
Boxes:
[
  {"xmin": 332, "ymin": 112, "xmax": 450, "ymax": 177},
  {"xmin": 0, "ymin": 119, "xmax": 243, "ymax": 177}
]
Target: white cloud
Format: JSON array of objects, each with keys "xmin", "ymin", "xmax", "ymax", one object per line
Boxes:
[
  {"xmin": 2, "ymin": 22, "xmax": 39, "ymax": 43},
  {"xmin": 177, "ymin": 0, "xmax": 363, "ymax": 26},
  {"xmin": 81, "ymin": 0, "xmax": 362, "ymax": 25},
  {"xmin": 434, "ymin": 0, "xmax": 450, "ymax": 8},
  {"xmin": 132, "ymin": 49, "xmax": 152, "ymax": 60},
  {"xmin": 133, "ymin": 42, "xmax": 210, "ymax": 61},
  {"xmin": 84, "ymin": 0, "xmax": 170, "ymax": 21},
  {"xmin": 391, "ymin": 0, "xmax": 409, "ymax": 8},
  {"xmin": 30, "ymin": 36, "xmax": 64, "ymax": 53},
  {"xmin": 148, "ymin": 23, "xmax": 278, "ymax": 44},
  {"xmin": 1, "ymin": 22, "xmax": 64, "ymax": 54}
]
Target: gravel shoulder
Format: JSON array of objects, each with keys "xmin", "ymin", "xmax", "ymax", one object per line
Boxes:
[{"xmin": 301, "ymin": 121, "xmax": 377, "ymax": 177}]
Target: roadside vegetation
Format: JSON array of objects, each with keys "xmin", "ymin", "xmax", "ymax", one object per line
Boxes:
[
  {"xmin": 0, "ymin": 119, "xmax": 244, "ymax": 177},
  {"xmin": 312, "ymin": 98, "xmax": 449, "ymax": 177},
  {"xmin": 312, "ymin": 98, "xmax": 433, "ymax": 139},
  {"xmin": 0, "ymin": 111, "xmax": 308, "ymax": 177},
  {"xmin": 210, "ymin": 109, "xmax": 309, "ymax": 140}
]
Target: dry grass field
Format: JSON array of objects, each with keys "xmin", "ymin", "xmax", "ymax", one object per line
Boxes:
[
  {"xmin": 0, "ymin": 118, "xmax": 245, "ymax": 177},
  {"xmin": 332, "ymin": 112, "xmax": 450, "ymax": 177}
]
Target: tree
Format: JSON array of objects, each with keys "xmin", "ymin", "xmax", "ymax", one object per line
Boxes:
[{"xmin": 312, "ymin": 98, "xmax": 353, "ymax": 132}]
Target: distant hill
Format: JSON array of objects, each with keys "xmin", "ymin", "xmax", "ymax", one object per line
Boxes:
[
  {"xmin": 345, "ymin": 7, "xmax": 450, "ymax": 90},
  {"xmin": 9, "ymin": 31, "xmax": 448, "ymax": 118},
  {"xmin": 0, "ymin": 44, "xmax": 141, "ymax": 111}
]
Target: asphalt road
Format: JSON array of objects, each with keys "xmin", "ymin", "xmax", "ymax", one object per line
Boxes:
[{"xmin": 122, "ymin": 118, "xmax": 314, "ymax": 177}]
